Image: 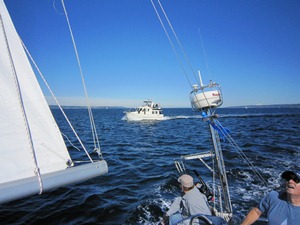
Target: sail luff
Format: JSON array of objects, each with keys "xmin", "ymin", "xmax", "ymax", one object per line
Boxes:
[
  {"xmin": 0, "ymin": 0, "xmax": 73, "ymax": 186},
  {"xmin": 0, "ymin": 0, "xmax": 109, "ymax": 205}
]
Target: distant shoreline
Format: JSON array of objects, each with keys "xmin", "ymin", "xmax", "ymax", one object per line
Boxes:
[
  {"xmin": 49, "ymin": 103, "xmax": 300, "ymax": 110},
  {"xmin": 223, "ymin": 104, "xmax": 300, "ymax": 109}
]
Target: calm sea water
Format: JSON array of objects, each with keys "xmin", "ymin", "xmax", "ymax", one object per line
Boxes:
[{"xmin": 1, "ymin": 107, "xmax": 300, "ymax": 225}]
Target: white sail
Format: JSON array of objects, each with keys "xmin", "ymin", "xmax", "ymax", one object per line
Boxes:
[{"xmin": 0, "ymin": 1, "xmax": 107, "ymax": 204}]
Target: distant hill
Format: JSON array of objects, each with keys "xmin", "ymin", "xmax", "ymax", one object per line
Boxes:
[
  {"xmin": 225, "ymin": 104, "xmax": 300, "ymax": 109},
  {"xmin": 49, "ymin": 105, "xmax": 125, "ymax": 109},
  {"xmin": 49, "ymin": 103, "xmax": 300, "ymax": 109}
]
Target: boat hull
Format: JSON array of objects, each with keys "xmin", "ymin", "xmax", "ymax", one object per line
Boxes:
[{"xmin": 125, "ymin": 111, "xmax": 164, "ymax": 121}]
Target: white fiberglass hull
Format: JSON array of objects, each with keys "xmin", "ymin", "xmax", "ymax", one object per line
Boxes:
[{"xmin": 125, "ymin": 111, "xmax": 164, "ymax": 121}]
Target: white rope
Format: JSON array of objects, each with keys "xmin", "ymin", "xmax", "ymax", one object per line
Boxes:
[
  {"xmin": 61, "ymin": 0, "xmax": 102, "ymax": 155},
  {"xmin": 21, "ymin": 39, "xmax": 94, "ymax": 163},
  {"xmin": 157, "ymin": 0, "xmax": 199, "ymax": 84},
  {"xmin": 197, "ymin": 27, "xmax": 212, "ymax": 81},
  {"xmin": 214, "ymin": 119, "xmax": 268, "ymax": 187},
  {"xmin": 211, "ymin": 147, "xmax": 217, "ymax": 211},
  {"xmin": 1, "ymin": 15, "xmax": 44, "ymax": 193},
  {"xmin": 150, "ymin": 0, "xmax": 193, "ymax": 88},
  {"xmin": 151, "ymin": 0, "xmax": 216, "ymax": 114},
  {"xmin": 61, "ymin": 132, "xmax": 81, "ymax": 152}
]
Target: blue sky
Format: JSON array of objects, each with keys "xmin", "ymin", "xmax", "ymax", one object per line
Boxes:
[{"xmin": 5, "ymin": 0, "xmax": 300, "ymax": 108}]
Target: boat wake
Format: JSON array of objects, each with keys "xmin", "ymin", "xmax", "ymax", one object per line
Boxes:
[
  {"xmin": 122, "ymin": 115, "xmax": 202, "ymax": 122},
  {"xmin": 164, "ymin": 115, "xmax": 202, "ymax": 120}
]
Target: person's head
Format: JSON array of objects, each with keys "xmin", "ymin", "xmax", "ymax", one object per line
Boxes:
[
  {"xmin": 281, "ymin": 171, "xmax": 300, "ymax": 197},
  {"xmin": 178, "ymin": 174, "xmax": 194, "ymax": 192}
]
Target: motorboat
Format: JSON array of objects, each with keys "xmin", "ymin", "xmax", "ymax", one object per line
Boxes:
[{"xmin": 124, "ymin": 100, "xmax": 164, "ymax": 121}]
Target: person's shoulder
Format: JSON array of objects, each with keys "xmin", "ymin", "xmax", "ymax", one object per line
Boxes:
[
  {"xmin": 260, "ymin": 191, "xmax": 279, "ymax": 203},
  {"xmin": 267, "ymin": 190, "xmax": 288, "ymax": 202},
  {"xmin": 269, "ymin": 191, "xmax": 279, "ymax": 197},
  {"xmin": 192, "ymin": 186, "xmax": 204, "ymax": 195},
  {"xmin": 259, "ymin": 191, "xmax": 280, "ymax": 210},
  {"xmin": 186, "ymin": 186, "xmax": 201, "ymax": 196}
]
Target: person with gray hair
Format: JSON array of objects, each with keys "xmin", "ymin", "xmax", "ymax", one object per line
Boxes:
[
  {"xmin": 162, "ymin": 174, "xmax": 212, "ymax": 225},
  {"xmin": 241, "ymin": 171, "xmax": 300, "ymax": 225}
]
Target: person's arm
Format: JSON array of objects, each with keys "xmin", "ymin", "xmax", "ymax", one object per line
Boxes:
[
  {"xmin": 161, "ymin": 197, "xmax": 182, "ymax": 225},
  {"xmin": 241, "ymin": 207, "xmax": 262, "ymax": 225},
  {"xmin": 166, "ymin": 197, "xmax": 182, "ymax": 216},
  {"xmin": 161, "ymin": 214, "xmax": 169, "ymax": 225}
]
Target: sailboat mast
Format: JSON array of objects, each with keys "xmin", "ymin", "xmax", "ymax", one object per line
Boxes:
[{"xmin": 206, "ymin": 109, "xmax": 233, "ymax": 216}]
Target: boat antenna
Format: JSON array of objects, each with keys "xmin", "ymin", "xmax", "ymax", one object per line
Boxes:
[
  {"xmin": 198, "ymin": 70, "xmax": 204, "ymax": 88},
  {"xmin": 61, "ymin": 0, "xmax": 102, "ymax": 157}
]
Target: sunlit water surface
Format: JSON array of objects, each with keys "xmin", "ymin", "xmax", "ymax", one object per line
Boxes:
[{"xmin": 1, "ymin": 107, "xmax": 300, "ymax": 225}]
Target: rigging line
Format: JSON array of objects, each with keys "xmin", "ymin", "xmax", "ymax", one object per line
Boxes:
[
  {"xmin": 52, "ymin": 0, "xmax": 64, "ymax": 15},
  {"xmin": 153, "ymin": 0, "xmax": 215, "ymax": 114},
  {"xmin": 195, "ymin": 70, "xmax": 212, "ymax": 111},
  {"xmin": 214, "ymin": 120, "xmax": 261, "ymax": 174},
  {"xmin": 212, "ymin": 129, "xmax": 233, "ymax": 212},
  {"xmin": 226, "ymin": 136, "xmax": 267, "ymax": 186},
  {"xmin": 61, "ymin": 132, "xmax": 81, "ymax": 152},
  {"xmin": 211, "ymin": 147, "xmax": 217, "ymax": 210},
  {"xmin": 157, "ymin": 0, "xmax": 199, "ymax": 84},
  {"xmin": 214, "ymin": 120, "xmax": 268, "ymax": 187},
  {"xmin": 150, "ymin": 0, "xmax": 193, "ymax": 88},
  {"xmin": 1, "ymin": 15, "xmax": 43, "ymax": 194},
  {"xmin": 21, "ymin": 39, "xmax": 94, "ymax": 163},
  {"xmin": 60, "ymin": 0, "xmax": 99, "ymax": 150},
  {"xmin": 61, "ymin": 0, "xmax": 101, "ymax": 152},
  {"xmin": 197, "ymin": 27, "xmax": 211, "ymax": 80},
  {"xmin": 200, "ymin": 88, "xmax": 215, "ymax": 114},
  {"xmin": 155, "ymin": 1, "xmax": 219, "ymax": 115}
]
